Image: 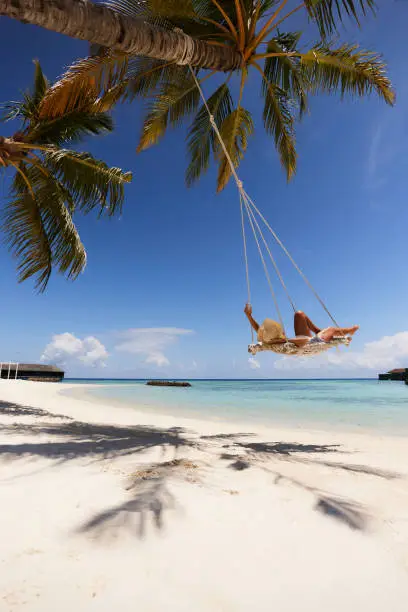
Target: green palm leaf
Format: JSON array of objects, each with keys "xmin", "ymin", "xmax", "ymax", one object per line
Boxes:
[
  {"xmin": 43, "ymin": 149, "xmax": 132, "ymax": 216},
  {"xmin": 32, "ymin": 60, "xmax": 49, "ymax": 108},
  {"xmin": 126, "ymin": 58, "xmax": 189, "ymax": 99},
  {"xmin": 146, "ymin": 0, "xmax": 198, "ymax": 18},
  {"xmin": 138, "ymin": 73, "xmax": 201, "ymax": 151},
  {"xmin": 1, "ymin": 60, "xmax": 132, "ymax": 292},
  {"xmin": 0, "ymin": 62, "xmax": 47, "ymax": 123},
  {"xmin": 258, "ymin": 1, "xmax": 280, "ymax": 18},
  {"xmin": 305, "ymin": 0, "xmax": 376, "ymax": 38},
  {"xmin": 0, "ymin": 101, "xmax": 25, "ymax": 123},
  {"xmin": 216, "ymin": 107, "xmax": 254, "ymax": 192},
  {"xmin": 261, "ymin": 75, "xmax": 297, "ymax": 181},
  {"xmin": 300, "ymin": 43, "xmax": 395, "ymax": 105},
  {"xmin": 3, "ymin": 167, "xmax": 86, "ymax": 292},
  {"xmin": 186, "ymin": 82, "xmax": 233, "ymax": 186},
  {"xmin": 28, "ymin": 111, "xmax": 113, "ymax": 145},
  {"xmin": 264, "ymin": 32, "xmax": 308, "ymax": 117},
  {"xmin": 3, "ymin": 169, "xmax": 53, "ymax": 290},
  {"xmin": 104, "ymin": 0, "xmax": 219, "ymax": 38},
  {"xmin": 105, "ymin": 0, "xmax": 232, "ymax": 22}
]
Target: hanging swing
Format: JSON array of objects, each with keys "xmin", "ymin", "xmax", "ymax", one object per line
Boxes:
[{"xmin": 187, "ymin": 64, "xmax": 351, "ymax": 358}]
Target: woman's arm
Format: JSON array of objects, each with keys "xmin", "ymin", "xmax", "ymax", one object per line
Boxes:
[{"xmin": 244, "ymin": 304, "xmax": 260, "ymax": 333}]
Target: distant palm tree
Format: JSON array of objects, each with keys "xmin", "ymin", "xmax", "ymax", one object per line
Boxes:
[
  {"xmin": 36, "ymin": 0, "xmax": 394, "ymax": 192},
  {"xmin": 0, "ymin": 61, "xmax": 131, "ymax": 291}
]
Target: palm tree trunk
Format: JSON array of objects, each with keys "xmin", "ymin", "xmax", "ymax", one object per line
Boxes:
[{"xmin": 0, "ymin": 0, "xmax": 241, "ymax": 71}]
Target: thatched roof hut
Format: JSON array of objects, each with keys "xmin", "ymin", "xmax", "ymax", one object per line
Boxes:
[{"xmin": 0, "ymin": 363, "xmax": 64, "ymax": 382}]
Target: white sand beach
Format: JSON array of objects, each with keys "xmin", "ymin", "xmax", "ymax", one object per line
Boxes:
[{"xmin": 1, "ymin": 380, "xmax": 408, "ymax": 611}]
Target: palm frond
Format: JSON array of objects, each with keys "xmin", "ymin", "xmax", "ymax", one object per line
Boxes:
[
  {"xmin": 3, "ymin": 167, "xmax": 86, "ymax": 292},
  {"xmin": 43, "ymin": 149, "xmax": 132, "ymax": 217},
  {"xmin": 126, "ymin": 58, "xmax": 188, "ymax": 99},
  {"xmin": 258, "ymin": 63, "xmax": 297, "ymax": 180},
  {"xmin": 104, "ymin": 0, "xmax": 203, "ymax": 33},
  {"xmin": 0, "ymin": 101, "xmax": 26, "ymax": 123},
  {"xmin": 264, "ymin": 32, "xmax": 308, "ymax": 117},
  {"xmin": 216, "ymin": 106, "xmax": 254, "ymax": 191},
  {"xmin": 103, "ymin": 0, "xmax": 147, "ymax": 17},
  {"xmin": 138, "ymin": 73, "xmax": 202, "ymax": 151},
  {"xmin": 1, "ymin": 61, "xmax": 48, "ymax": 123},
  {"xmin": 32, "ymin": 60, "xmax": 49, "ymax": 107},
  {"xmin": 305, "ymin": 0, "xmax": 376, "ymax": 38},
  {"xmin": 300, "ymin": 43, "xmax": 395, "ymax": 105},
  {"xmin": 106, "ymin": 0, "xmax": 233, "ymax": 38},
  {"xmin": 1, "ymin": 60, "xmax": 132, "ymax": 292},
  {"xmin": 3, "ymin": 92, "xmax": 38, "ymax": 125},
  {"xmin": 28, "ymin": 112, "xmax": 113, "ymax": 145},
  {"xmin": 3, "ymin": 169, "xmax": 53, "ymax": 290},
  {"xmin": 259, "ymin": 0, "xmax": 280, "ymax": 18},
  {"xmin": 147, "ymin": 0, "xmax": 198, "ymax": 18},
  {"xmin": 186, "ymin": 81, "xmax": 233, "ymax": 185},
  {"xmin": 39, "ymin": 53, "xmax": 129, "ymax": 119}
]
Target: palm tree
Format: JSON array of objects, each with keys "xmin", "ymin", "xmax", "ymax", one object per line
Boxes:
[
  {"xmin": 0, "ymin": 0, "xmax": 240, "ymax": 70},
  {"xmin": 0, "ymin": 1, "xmax": 378, "ymax": 71},
  {"xmin": 0, "ymin": 61, "xmax": 131, "ymax": 291},
  {"xmin": 37, "ymin": 0, "xmax": 394, "ymax": 191}
]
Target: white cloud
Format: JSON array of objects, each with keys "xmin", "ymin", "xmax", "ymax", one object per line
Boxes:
[
  {"xmin": 248, "ymin": 357, "xmax": 261, "ymax": 370},
  {"xmin": 145, "ymin": 352, "xmax": 170, "ymax": 367},
  {"xmin": 114, "ymin": 327, "xmax": 193, "ymax": 368},
  {"xmin": 274, "ymin": 331, "xmax": 408, "ymax": 374},
  {"xmin": 41, "ymin": 333, "xmax": 108, "ymax": 367}
]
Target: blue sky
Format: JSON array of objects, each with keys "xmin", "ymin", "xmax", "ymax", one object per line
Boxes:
[{"xmin": 0, "ymin": 1, "xmax": 407, "ymax": 379}]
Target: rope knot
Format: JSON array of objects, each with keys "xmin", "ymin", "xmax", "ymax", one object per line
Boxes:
[
  {"xmin": 236, "ymin": 180, "xmax": 243, "ymax": 190},
  {"xmin": 174, "ymin": 27, "xmax": 195, "ymax": 66}
]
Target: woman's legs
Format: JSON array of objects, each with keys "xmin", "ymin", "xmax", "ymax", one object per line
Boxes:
[
  {"xmin": 319, "ymin": 325, "xmax": 359, "ymax": 342},
  {"xmin": 294, "ymin": 311, "xmax": 321, "ymax": 337}
]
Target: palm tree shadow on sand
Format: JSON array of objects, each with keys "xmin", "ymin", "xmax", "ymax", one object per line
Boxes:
[
  {"xmin": 210, "ymin": 434, "xmax": 402, "ymax": 532},
  {"xmin": 0, "ymin": 408, "xmax": 193, "ymax": 464},
  {"xmin": 0, "ymin": 403, "xmax": 198, "ymax": 539},
  {"xmin": 76, "ymin": 459, "xmax": 199, "ymax": 540},
  {"xmin": 0, "ymin": 403, "xmax": 401, "ymax": 537}
]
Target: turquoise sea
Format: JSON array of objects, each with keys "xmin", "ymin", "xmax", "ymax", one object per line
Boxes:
[{"xmin": 65, "ymin": 379, "xmax": 408, "ymax": 435}]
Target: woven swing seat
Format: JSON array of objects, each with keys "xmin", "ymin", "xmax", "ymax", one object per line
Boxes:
[{"xmin": 248, "ymin": 336, "xmax": 351, "ymax": 357}]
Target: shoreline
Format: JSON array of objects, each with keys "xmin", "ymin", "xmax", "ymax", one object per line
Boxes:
[
  {"xmin": 1, "ymin": 380, "xmax": 408, "ymax": 610},
  {"xmin": 64, "ymin": 378, "xmax": 408, "ymax": 440}
]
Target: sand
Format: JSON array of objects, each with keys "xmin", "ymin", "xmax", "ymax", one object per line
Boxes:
[{"xmin": 1, "ymin": 380, "xmax": 408, "ymax": 611}]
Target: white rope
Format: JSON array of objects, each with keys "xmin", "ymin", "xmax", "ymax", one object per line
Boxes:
[
  {"xmin": 243, "ymin": 198, "xmax": 286, "ymax": 334},
  {"xmin": 188, "ymin": 65, "xmax": 244, "ymax": 192},
  {"xmin": 244, "ymin": 197, "xmax": 297, "ymax": 313},
  {"xmin": 245, "ymin": 193, "xmax": 342, "ymax": 329},
  {"xmin": 240, "ymin": 193, "xmax": 251, "ymax": 305},
  {"xmin": 240, "ymin": 193, "xmax": 254, "ymax": 342},
  {"xmin": 187, "ymin": 61, "xmax": 342, "ymax": 334}
]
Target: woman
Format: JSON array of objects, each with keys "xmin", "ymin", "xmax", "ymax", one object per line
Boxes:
[{"xmin": 244, "ymin": 304, "xmax": 359, "ymax": 348}]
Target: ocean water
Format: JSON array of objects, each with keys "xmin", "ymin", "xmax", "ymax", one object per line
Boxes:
[{"xmin": 64, "ymin": 379, "xmax": 408, "ymax": 435}]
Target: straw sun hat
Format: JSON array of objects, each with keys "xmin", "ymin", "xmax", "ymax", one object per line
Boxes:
[{"xmin": 257, "ymin": 318, "xmax": 286, "ymax": 344}]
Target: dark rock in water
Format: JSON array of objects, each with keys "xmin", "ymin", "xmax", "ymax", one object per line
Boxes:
[{"xmin": 146, "ymin": 380, "xmax": 191, "ymax": 387}]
